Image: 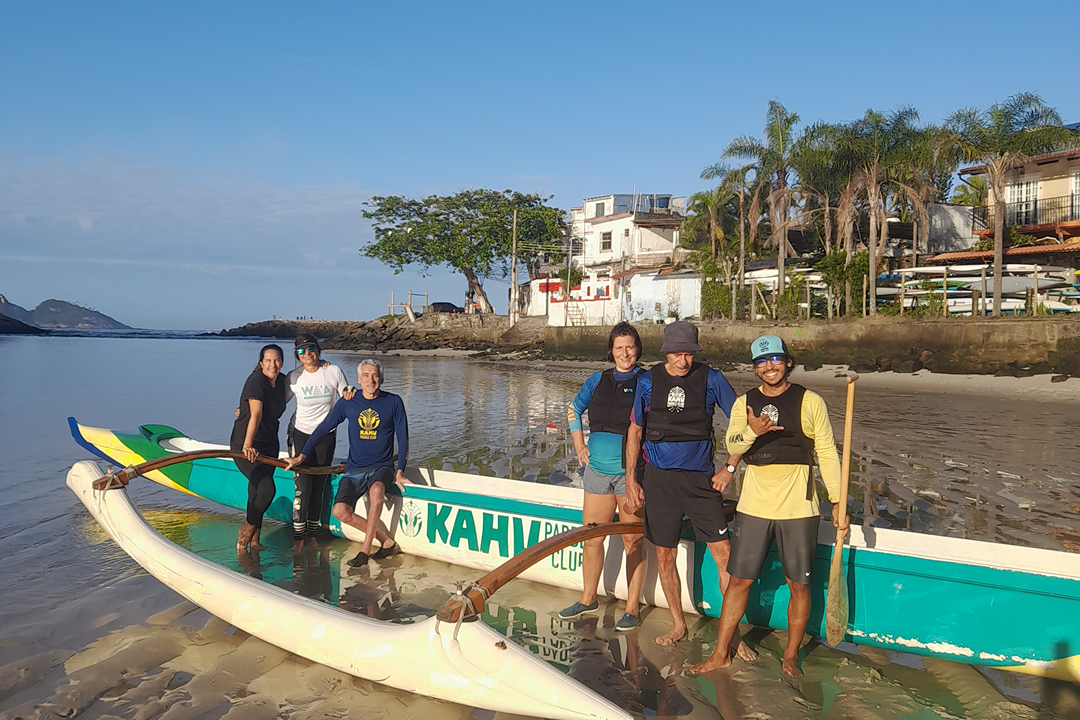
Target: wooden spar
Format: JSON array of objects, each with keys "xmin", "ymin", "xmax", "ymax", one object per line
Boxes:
[
  {"xmin": 826, "ymin": 373, "xmax": 858, "ymax": 645},
  {"xmin": 436, "ymin": 521, "xmax": 643, "ymax": 622},
  {"xmin": 436, "ymin": 500, "xmax": 738, "ymax": 622},
  {"xmin": 91, "ymin": 449, "xmax": 345, "ymax": 491}
]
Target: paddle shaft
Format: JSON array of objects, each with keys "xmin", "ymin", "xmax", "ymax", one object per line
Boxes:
[
  {"xmin": 836, "ymin": 376, "xmax": 856, "ymax": 533},
  {"xmin": 825, "ymin": 374, "xmax": 857, "ymax": 645},
  {"xmin": 91, "ymin": 449, "xmax": 345, "ymax": 491}
]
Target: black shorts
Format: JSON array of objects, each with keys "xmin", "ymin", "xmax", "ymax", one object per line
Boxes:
[
  {"xmin": 333, "ymin": 467, "xmax": 399, "ymax": 509},
  {"xmin": 727, "ymin": 512, "xmax": 819, "ymax": 585},
  {"xmin": 641, "ymin": 464, "xmax": 729, "ymax": 548}
]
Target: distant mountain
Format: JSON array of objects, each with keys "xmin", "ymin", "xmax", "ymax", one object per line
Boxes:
[
  {"xmin": 0, "ymin": 295, "xmax": 33, "ymax": 324},
  {"xmin": 0, "ymin": 295, "xmax": 130, "ymax": 329},
  {"xmin": 0, "ymin": 313, "xmax": 46, "ymax": 335}
]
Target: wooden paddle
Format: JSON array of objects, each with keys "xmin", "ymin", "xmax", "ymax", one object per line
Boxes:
[
  {"xmin": 435, "ymin": 500, "xmax": 739, "ymax": 622},
  {"xmin": 436, "ymin": 521, "xmax": 644, "ymax": 622},
  {"xmin": 91, "ymin": 449, "xmax": 345, "ymax": 490},
  {"xmin": 826, "ymin": 373, "xmax": 857, "ymax": 646}
]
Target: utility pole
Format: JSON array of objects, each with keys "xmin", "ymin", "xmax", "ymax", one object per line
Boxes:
[{"xmin": 510, "ymin": 207, "xmax": 518, "ymax": 328}]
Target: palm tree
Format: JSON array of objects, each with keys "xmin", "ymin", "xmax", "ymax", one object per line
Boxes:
[
  {"xmin": 683, "ymin": 187, "xmax": 726, "ymax": 262},
  {"xmin": 726, "ymin": 101, "xmax": 801, "ymax": 301},
  {"xmin": 951, "ymin": 175, "xmax": 988, "ymax": 206},
  {"xmin": 838, "ymin": 108, "xmax": 920, "ymax": 314},
  {"xmin": 793, "ymin": 122, "xmax": 856, "ymax": 256},
  {"xmin": 892, "ymin": 124, "xmax": 960, "ymax": 266},
  {"xmin": 947, "ymin": 93, "xmax": 1076, "ymax": 317},
  {"xmin": 702, "ymin": 162, "xmax": 757, "ymax": 312}
]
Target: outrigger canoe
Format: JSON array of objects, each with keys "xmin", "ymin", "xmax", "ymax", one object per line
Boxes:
[
  {"xmin": 70, "ymin": 419, "xmax": 1080, "ymax": 683},
  {"xmin": 66, "ymin": 460, "xmax": 631, "ymax": 720}
]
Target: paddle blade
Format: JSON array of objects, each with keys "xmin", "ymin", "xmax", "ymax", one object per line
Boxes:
[{"xmin": 825, "ymin": 542, "xmax": 848, "ymax": 647}]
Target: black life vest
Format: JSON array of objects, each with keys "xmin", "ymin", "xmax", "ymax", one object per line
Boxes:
[
  {"xmin": 743, "ymin": 384, "xmax": 814, "ymax": 467},
  {"xmin": 643, "ymin": 362, "xmax": 713, "ymax": 444},
  {"xmin": 587, "ymin": 368, "xmax": 643, "ymax": 435}
]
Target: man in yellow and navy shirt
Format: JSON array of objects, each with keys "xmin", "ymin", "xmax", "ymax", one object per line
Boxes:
[
  {"xmin": 286, "ymin": 358, "xmax": 408, "ymax": 568},
  {"xmin": 689, "ymin": 335, "xmax": 847, "ymax": 679}
]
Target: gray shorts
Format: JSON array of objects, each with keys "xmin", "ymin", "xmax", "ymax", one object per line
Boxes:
[
  {"xmin": 582, "ymin": 465, "xmax": 626, "ymax": 496},
  {"xmin": 727, "ymin": 512, "xmax": 819, "ymax": 585}
]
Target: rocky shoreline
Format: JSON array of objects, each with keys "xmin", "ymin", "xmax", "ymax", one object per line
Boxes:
[
  {"xmin": 210, "ymin": 315, "xmax": 1080, "ymax": 379},
  {"xmin": 211, "ymin": 315, "xmax": 536, "ymax": 356}
]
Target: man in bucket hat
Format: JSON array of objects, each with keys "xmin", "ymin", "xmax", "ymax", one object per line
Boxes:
[
  {"xmin": 624, "ymin": 321, "xmax": 753, "ymax": 659},
  {"xmin": 689, "ymin": 334, "xmax": 846, "ymax": 678}
]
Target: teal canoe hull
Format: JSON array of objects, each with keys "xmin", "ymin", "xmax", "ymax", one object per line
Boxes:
[{"xmin": 69, "ymin": 418, "xmax": 1080, "ymax": 682}]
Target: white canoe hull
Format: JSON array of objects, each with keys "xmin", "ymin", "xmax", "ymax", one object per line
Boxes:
[{"xmin": 66, "ymin": 460, "xmax": 631, "ymax": 720}]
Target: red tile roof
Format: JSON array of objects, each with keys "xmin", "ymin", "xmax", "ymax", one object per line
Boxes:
[{"xmin": 929, "ymin": 241, "xmax": 1080, "ymax": 263}]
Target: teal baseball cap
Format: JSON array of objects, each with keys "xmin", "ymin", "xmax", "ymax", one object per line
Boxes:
[{"xmin": 751, "ymin": 335, "xmax": 791, "ymax": 361}]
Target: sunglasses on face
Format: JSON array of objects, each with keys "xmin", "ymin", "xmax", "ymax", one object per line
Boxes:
[
  {"xmin": 296, "ymin": 346, "xmax": 317, "ymax": 356},
  {"xmin": 753, "ymin": 354, "xmax": 787, "ymax": 367}
]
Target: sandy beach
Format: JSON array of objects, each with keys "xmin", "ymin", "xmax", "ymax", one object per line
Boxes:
[{"xmin": 2, "ymin": 336, "xmax": 1079, "ymax": 719}]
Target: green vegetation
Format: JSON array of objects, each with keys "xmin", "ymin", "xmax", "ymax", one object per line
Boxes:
[
  {"xmin": 681, "ymin": 92, "xmax": 1077, "ymax": 320},
  {"xmin": 361, "ymin": 190, "xmax": 567, "ymax": 313},
  {"xmin": 556, "ymin": 267, "xmax": 583, "ymax": 295}
]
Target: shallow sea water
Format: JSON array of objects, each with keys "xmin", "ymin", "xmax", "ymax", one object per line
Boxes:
[{"xmin": 1, "ymin": 334, "xmax": 1078, "ymax": 719}]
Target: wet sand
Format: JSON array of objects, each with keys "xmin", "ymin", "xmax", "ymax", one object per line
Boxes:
[
  {"xmin": 4, "ymin": 529, "xmax": 1078, "ymax": 720},
  {"xmin": 3, "ymin": 336, "xmax": 1080, "ymax": 719}
]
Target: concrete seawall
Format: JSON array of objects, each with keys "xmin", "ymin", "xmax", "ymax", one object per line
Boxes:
[{"xmin": 542, "ymin": 317, "xmax": 1080, "ymax": 375}]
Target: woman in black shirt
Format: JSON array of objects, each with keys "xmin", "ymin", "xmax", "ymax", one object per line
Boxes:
[{"xmin": 231, "ymin": 344, "xmax": 289, "ymax": 552}]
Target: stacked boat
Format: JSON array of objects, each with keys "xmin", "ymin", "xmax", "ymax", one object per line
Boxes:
[{"xmin": 884, "ymin": 264, "xmax": 1080, "ymax": 314}]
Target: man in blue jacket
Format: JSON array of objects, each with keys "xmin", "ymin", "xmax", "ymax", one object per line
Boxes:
[
  {"xmin": 285, "ymin": 358, "xmax": 409, "ymax": 567},
  {"xmin": 624, "ymin": 321, "xmax": 751, "ymax": 660}
]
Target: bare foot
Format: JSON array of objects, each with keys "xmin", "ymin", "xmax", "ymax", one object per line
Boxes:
[
  {"xmin": 781, "ymin": 657, "xmax": 802, "ymax": 678},
  {"xmin": 250, "ymin": 542, "xmax": 267, "ymax": 551},
  {"xmin": 734, "ymin": 641, "xmax": 757, "ymax": 662},
  {"xmin": 291, "ymin": 541, "xmax": 304, "ymax": 554},
  {"xmin": 688, "ymin": 651, "xmax": 732, "ymax": 675},
  {"xmin": 237, "ymin": 523, "xmax": 255, "ymax": 553},
  {"xmin": 654, "ymin": 626, "xmax": 687, "ymax": 646},
  {"xmin": 304, "ymin": 537, "xmax": 319, "ymax": 548}
]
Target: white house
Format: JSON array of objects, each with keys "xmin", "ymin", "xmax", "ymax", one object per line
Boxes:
[{"xmin": 524, "ymin": 192, "xmax": 689, "ymax": 326}]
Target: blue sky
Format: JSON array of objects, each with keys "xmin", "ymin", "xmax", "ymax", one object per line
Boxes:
[{"xmin": 2, "ymin": 1, "xmax": 1078, "ymax": 329}]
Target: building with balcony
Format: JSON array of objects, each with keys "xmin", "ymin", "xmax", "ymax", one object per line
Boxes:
[
  {"xmin": 568, "ymin": 193, "xmax": 686, "ymax": 274},
  {"xmin": 960, "ymin": 125, "xmax": 1080, "ymax": 242},
  {"xmin": 523, "ymin": 193, "xmax": 689, "ymax": 326}
]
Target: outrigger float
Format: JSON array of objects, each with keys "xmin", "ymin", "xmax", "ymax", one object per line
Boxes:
[{"xmin": 69, "ymin": 418, "xmax": 1080, "ymax": 689}]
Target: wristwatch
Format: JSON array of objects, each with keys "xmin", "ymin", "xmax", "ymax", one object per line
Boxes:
[{"xmin": 725, "ymin": 464, "xmax": 736, "ymax": 474}]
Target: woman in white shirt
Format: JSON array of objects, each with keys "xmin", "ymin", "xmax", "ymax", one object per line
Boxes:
[{"xmin": 287, "ymin": 333, "xmax": 351, "ymax": 551}]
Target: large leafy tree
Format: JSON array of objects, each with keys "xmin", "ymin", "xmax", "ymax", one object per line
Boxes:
[
  {"xmin": 947, "ymin": 93, "xmax": 1077, "ymax": 316},
  {"xmin": 361, "ymin": 190, "xmax": 567, "ymax": 313},
  {"xmin": 725, "ymin": 101, "xmax": 801, "ymax": 299}
]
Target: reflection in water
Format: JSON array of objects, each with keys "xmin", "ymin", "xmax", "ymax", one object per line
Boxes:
[{"xmin": 368, "ymin": 356, "xmax": 1080, "ymax": 552}]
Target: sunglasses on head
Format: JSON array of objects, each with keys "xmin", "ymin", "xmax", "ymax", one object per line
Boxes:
[
  {"xmin": 753, "ymin": 354, "xmax": 787, "ymax": 367},
  {"xmin": 296, "ymin": 346, "xmax": 317, "ymax": 356}
]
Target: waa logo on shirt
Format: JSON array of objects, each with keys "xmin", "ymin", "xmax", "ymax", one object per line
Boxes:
[{"xmin": 300, "ymin": 384, "xmax": 332, "ymax": 397}]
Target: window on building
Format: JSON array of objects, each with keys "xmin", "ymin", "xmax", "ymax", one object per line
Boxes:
[
  {"xmin": 1007, "ymin": 179, "xmax": 1040, "ymax": 225},
  {"xmin": 594, "ymin": 202, "xmax": 605, "ymax": 217},
  {"xmin": 1072, "ymin": 171, "xmax": 1080, "ymax": 221},
  {"xmin": 601, "ymin": 231, "xmax": 612, "ymax": 251}
]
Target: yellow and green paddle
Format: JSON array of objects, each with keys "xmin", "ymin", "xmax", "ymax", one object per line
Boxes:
[{"xmin": 826, "ymin": 373, "xmax": 857, "ymax": 647}]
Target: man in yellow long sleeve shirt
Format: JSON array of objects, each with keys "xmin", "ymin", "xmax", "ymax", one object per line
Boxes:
[{"xmin": 690, "ymin": 335, "xmax": 848, "ymax": 679}]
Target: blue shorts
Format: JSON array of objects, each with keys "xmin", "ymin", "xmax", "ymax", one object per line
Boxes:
[{"xmin": 333, "ymin": 467, "xmax": 398, "ymax": 509}]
